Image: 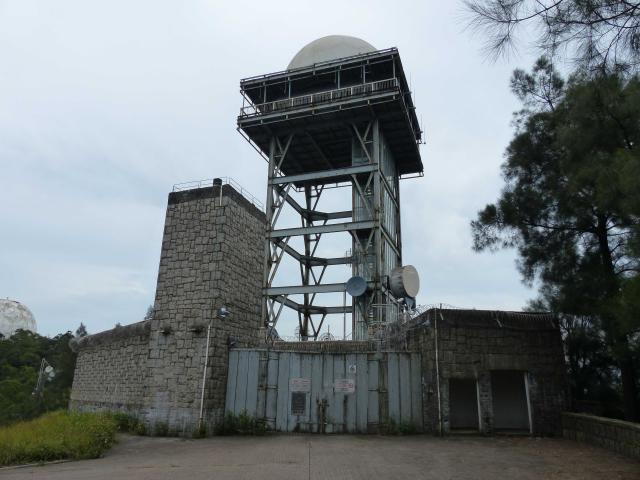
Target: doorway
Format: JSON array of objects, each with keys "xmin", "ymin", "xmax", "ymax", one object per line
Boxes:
[
  {"xmin": 490, "ymin": 370, "xmax": 531, "ymax": 432},
  {"xmin": 449, "ymin": 378, "xmax": 480, "ymax": 431}
]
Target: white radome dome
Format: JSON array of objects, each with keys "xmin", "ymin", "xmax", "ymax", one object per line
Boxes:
[
  {"xmin": 288, "ymin": 35, "xmax": 376, "ymax": 70},
  {"xmin": 0, "ymin": 299, "xmax": 37, "ymax": 338}
]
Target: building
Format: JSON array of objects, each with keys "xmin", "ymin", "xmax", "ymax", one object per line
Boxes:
[{"xmin": 70, "ymin": 37, "xmax": 567, "ymax": 436}]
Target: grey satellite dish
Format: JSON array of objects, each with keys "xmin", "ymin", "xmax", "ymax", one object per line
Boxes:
[
  {"xmin": 389, "ymin": 265, "xmax": 420, "ymax": 298},
  {"xmin": 346, "ymin": 276, "xmax": 367, "ymax": 297}
]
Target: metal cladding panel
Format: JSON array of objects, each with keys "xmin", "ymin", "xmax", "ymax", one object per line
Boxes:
[
  {"xmin": 256, "ymin": 351, "xmax": 268, "ymax": 420},
  {"xmin": 345, "ymin": 354, "xmax": 358, "ymax": 432},
  {"xmin": 225, "ymin": 350, "xmax": 239, "ymax": 415},
  {"xmin": 300, "ymin": 354, "xmax": 314, "ymax": 430},
  {"xmin": 276, "ymin": 353, "xmax": 291, "ymax": 431},
  {"xmin": 321, "ymin": 353, "xmax": 335, "ymax": 433},
  {"xmin": 225, "ymin": 350, "xmax": 422, "ymax": 433},
  {"xmin": 356, "ymin": 354, "xmax": 369, "ymax": 432},
  {"xmin": 235, "ymin": 351, "xmax": 250, "ymax": 414},
  {"xmin": 331, "ymin": 355, "xmax": 346, "ymax": 433},
  {"xmin": 245, "ymin": 351, "xmax": 260, "ymax": 417},
  {"xmin": 265, "ymin": 352, "xmax": 279, "ymax": 429},
  {"xmin": 310, "ymin": 354, "xmax": 323, "ymax": 433},
  {"xmin": 367, "ymin": 359, "xmax": 380, "ymax": 426},
  {"xmin": 410, "ymin": 353, "xmax": 423, "ymax": 427},
  {"xmin": 399, "ymin": 354, "xmax": 412, "ymax": 423},
  {"xmin": 288, "ymin": 353, "xmax": 302, "ymax": 430},
  {"xmin": 387, "ymin": 353, "xmax": 400, "ymax": 423}
]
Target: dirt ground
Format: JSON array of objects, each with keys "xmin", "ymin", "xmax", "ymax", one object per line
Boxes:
[{"xmin": 1, "ymin": 434, "xmax": 638, "ymax": 480}]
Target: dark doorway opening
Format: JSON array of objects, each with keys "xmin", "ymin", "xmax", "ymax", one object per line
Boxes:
[
  {"xmin": 449, "ymin": 378, "xmax": 479, "ymax": 431},
  {"xmin": 490, "ymin": 370, "xmax": 530, "ymax": 432}
]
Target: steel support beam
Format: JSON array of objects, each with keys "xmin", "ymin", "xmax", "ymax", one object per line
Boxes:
[
  {"xmin": 269, "ymin": 164, "xmax": 378, "ymax": 185},
  {"xmin": 269, "ymin": 221, "xmax": 374, "ymax": 238}
]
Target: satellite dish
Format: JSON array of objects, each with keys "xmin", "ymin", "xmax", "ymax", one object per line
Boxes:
[
  {"xmin": 44, "ymin": 365, "xmax": 53, "ymax": 374},
  {"xmin": 389, "ymin": 265, "xmax": 420, "ymax": 298},
  {"xmin": 346, "ymin": 276, "xmax": 367, "ymax": 297}
]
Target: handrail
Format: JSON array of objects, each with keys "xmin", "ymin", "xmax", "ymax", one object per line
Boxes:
[
  {"xmin": 172, "ymin": 176, "xmax": 264, "ymax": 211},
  {"xmin": 239, "ymin": 78, "xmax": 400, "ymax": 119},
  {"xmin": 239, "ymin": 47, "xmax": 398, "ymax": 84}
]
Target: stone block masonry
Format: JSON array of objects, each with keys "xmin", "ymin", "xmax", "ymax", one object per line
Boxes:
[
  {"xmin": 70, "ymin": 320, "xmax": 151, "ymax": 415},
  {"xmin": 407, "ymin": 309, "xmax": 568, "ymax": 436},
  {"xmin": 70, "ymin": 184, "xmax": 265, "ymax": 435},
  {"xmin": 563, "ymin": 412, "xmax": 640, "ymax": 460}
]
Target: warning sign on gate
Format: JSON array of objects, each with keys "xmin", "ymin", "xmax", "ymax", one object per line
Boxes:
[
  {"xmin": 334, "ymin": 378, "xmax": 355, "ymax": 394},
  {"xmin": 289, "ymin": 378, "xmax": 311, "ymax": 392}
]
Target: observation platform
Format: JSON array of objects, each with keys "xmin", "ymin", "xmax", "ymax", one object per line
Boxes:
[{"xmin": 237, "ymin": 48, "xmax": 423, "ymax": 183}]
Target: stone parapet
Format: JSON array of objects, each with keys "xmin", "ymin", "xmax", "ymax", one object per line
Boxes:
[{"xmin": 562, "ymin": 412, "xmax": 640, "ymax": 460}]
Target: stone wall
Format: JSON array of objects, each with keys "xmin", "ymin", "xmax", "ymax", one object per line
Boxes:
[
  {"xmin": 69, "ymin": 320, "xmax": 150, "ymax": 415},
  {"xmin": 408, "ymin": 309, "xmax": 568, "ymax": 436},
  {"xmin": 143, "ymin": 184, "xmax": 264, "ymax": 434},
  {"xmin": 70, "ymin": 184, "xmax": 265, "ymax": 435},
  {"xmin": 562, "ymin": 412, "xmax": 640, "ymax": 460}
]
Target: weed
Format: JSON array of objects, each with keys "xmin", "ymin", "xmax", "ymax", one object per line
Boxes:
[
  {"xmin": 0, "ymin": 411, "xmax": 118, "ymax": 466},
  {"xmin": 153, "ymin": 421, "xmax": 169, "ymax": 437}
]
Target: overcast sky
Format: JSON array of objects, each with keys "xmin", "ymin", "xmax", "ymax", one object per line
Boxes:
[{"xmin": 0, "ymin": 0, "xmax": 542, "ymax": 338}]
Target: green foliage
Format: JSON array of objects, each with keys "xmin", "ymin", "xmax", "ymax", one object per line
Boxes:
[
  {"xmin": 0, "ymin": 330, "xmax": 77, "ymax": 426},
  {"xmin": 192, "ymin": 423, "xmax": 207, "ymax": 438},
  {"xmin": 0, "ymin": 411, "xmax": 118, "ymax": 466},
  {"xmin": 106, "ymin": 412, "xmax": 145, "ymax": 435},
  {"xmin": 153, "ymin": 421, "xmax": 169, "ymax": 437},
  {"xmin": 384, "ymin": 417, "xmax": 418, "ymax": 435},
  {"xmin": 214, "ymin": 411, "xmax": 265, "ymax": 436},
  {"xmin": 465, "ymin": 1, "xmax": 640, "ymax": 72},
  {"xmin": 472, "ymin": 59, "xmax": 640, "ymax": 420}
]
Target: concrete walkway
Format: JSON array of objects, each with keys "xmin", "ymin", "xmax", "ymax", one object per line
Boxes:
[{"xmin": 2, "ymin": 434, "xmax": 638, "ymax": 480}]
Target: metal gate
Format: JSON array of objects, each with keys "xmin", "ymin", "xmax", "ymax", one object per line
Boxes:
[{"xmin": 225, "ymin": 349, "xmax": 422, "ymax": 433}]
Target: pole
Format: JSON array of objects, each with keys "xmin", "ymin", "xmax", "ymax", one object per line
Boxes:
[
  {"xmin": 435, "ymin": 306, "xmax": 442, "ymax": 435},
  {"xmin": 198, "ymin": 320, "xmax": 213, "ymax": 429},
  {"xmin": 343, "ymin": 290, "xmax": 346, "ymax": 340}
]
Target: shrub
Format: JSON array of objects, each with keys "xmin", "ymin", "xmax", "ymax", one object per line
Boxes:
[
  {"xmin": 214, "ymin": 411, "xmax": 265, "ymax": 436},
  {"xmin": 192, "ymin": 423, "xmax": 207, "ymax": 438},
  {"xmin": 153, "ymin": 421, "xmax": 169, "ymax": 437},
  {"xmin": 103, "ymin": 412, "xmax": 146, "ymax": 435},
  {"xmin": 0, "ymin": 410, "xmax": 117, "ymax": 466}
]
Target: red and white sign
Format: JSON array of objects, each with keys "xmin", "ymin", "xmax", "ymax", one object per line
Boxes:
[
  {"xmin": 289, "ymin": 378, "xmax": 311, "ymax": 392},
  {"xmin": 334, "ymin": 378, "xmax": 356, "ymax": 394}
]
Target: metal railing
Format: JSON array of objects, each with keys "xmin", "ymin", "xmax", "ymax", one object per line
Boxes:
[
  {"xmin": 172, "ymin": 176, "xmax": 264, "ymax": 211},
  {"xmin": 239, "ymin": 78, "xmax": 400, "ymax": 118}
]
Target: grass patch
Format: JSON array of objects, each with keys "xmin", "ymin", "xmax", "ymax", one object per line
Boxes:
[
  {"xmin": 214, "ymin": 411, "xmax": 266, "ymax": 436},
  {"xmin": 0, "ymin": 410, "xmax": 121, "ymax": 466}
]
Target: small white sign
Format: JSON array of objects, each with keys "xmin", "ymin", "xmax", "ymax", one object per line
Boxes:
[
  {"xmin": 334, "ymin": 378, "xmax": 356, "ymax": 394},
  {"xmin": 289, "ymin": 378, "xmax": 311, "ymax": 392}
]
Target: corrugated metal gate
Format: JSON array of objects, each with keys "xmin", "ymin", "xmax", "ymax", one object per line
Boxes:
[{"xmin": 225, "ymin": 349, "xmax": 422, "ymax": 433}]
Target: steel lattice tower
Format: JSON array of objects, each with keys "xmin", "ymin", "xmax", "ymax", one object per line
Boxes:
[{"xmin": 237, "ymin": 36, "xmax": 423, "ymax": 340}]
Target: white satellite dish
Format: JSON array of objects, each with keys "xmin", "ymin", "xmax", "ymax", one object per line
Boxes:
[
  {"xmin": 346, "ymin": 276, "xmax": 367, "ymax": 297},
  {"xmin": 389, "ymin": 265, "xmax": 420, "ymax": 298}
]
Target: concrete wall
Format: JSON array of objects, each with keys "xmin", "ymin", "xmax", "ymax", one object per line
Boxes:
[
  {"xmin": 563, "ymin": 412, "xmax": 640, "ymax": 460},
  {"xmin": 69, "ymin": 320, "xmax": 150, "ymax": 415},
  {"xmin": 70, "ymin": 184, "xmax": 265, "ymax": 435},
  {"xmin": 408, "ymin": 309, "xmax": 568, "ymax": 436}
]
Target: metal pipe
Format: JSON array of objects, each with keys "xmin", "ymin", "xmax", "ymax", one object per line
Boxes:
[
  {"xmin": 198, "ymin": 320, "xmax": 213, "ymax": 430},
  {"xmin": 435, "ymin": 307, "xmax": 443, "ymax": 435},
  {"xmin": 343, "ymin": 290, "xmax": 347, "ymax": 340}
]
